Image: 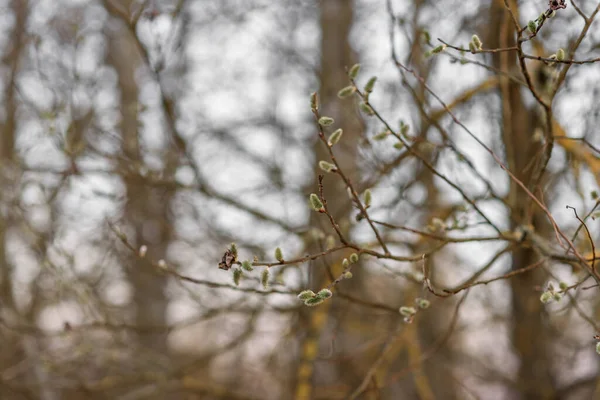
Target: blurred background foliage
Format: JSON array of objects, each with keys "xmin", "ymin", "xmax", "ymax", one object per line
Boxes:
[{"xmin": 0, "ymin": 0, "xmax": 600, "ymax": 399}]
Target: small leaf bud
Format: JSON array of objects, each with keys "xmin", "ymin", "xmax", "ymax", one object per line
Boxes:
[
  {"xmin": 309, "ymin": 193, "xmax": 324, "ymax": 212},
  {"xmin": 348, "ymin": 63, "xmax": 361, "ymax": 79},
  {"xmin": 233, "ymin": 268, "xmax": 242, "ymax": 286},
  {"xmin": 298, "ymin": 290, "xmax": 316, "ymax": 300},
  {"xmin": 318, "ymin": 116, "xmax": 334, "ymax": 126},
  {"xmin": 317, "ymin": 288, "xmax": 333, "ymax": 299},
  {"xmin": 274, "ymin": 247, "xmax": 284, "ymax": 262},
  {"xmin": 261, "ymin": 269, "xmax": 269, "ymax": 289},
  {"xmin": 241, "ymin": 260, "xmax": 254, "ymax": 272},
  {"xmin": 328, "ymin": 128, "xmax": 343, "ymax": 146},
  {"xmin": 364, "ymin": 76, "xmax": 377, "ymax": 93},
  {"xmin": 399, "ymin": 306, "xmax": 417, "ymax": 317},
  {"xmin": 337, "ymin": 85, "xmax": 356, "ymax": 98}
]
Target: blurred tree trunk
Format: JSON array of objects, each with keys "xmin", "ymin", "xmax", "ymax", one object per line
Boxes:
[
  {"xmin": 0, "ymin": 3, "xmax": 49, "ymax": 400},
  {"xmin": 488, "ymin": 1, "xmax": 555, "ymax": 398},
  {"xmin": 106, "ymin": 8, "xmax": 176, "ymax": 359},
  {"xmin": 293, "ymin": 1, "xmax": 361, "ymax": 398}
]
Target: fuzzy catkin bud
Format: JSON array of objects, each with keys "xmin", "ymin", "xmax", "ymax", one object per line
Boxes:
[
  {"xmin": 399, "ymin": 306, "xmax": 417, "ymax": 317},
  {"xmin": 309, "ymin": 193, "xmax": 324, "ymax": 211},
  {"xmin": 274, "ymin": 247, "xmax": 284, "ymax": 262},
  {"xmin": 415, "ymin": 298, "xmax": 430, "ymax": 309},
  {"xmin": 348, "ymin": 63, "xmax": 361, "ymax": 79},
  {"xmin": 304, "ymin": 297, "xmax": 324, "ymax": 306},
  {"xmin": 337, "ymin": 85, "xmax": 356, "ymax": 98},
  {"xmin": 360, "ymin": 102, "xmax": 375, "ymax": 116},
  {"xmin": 233, "ymin": 268, "xmax": 242, "ymax": 286},
  {"xmin": 372, "ymin": 131, "xmax": 390, "ymax": 141},
  {"xmin": 349, "ymin": 253, "xmax": 359, "ymax": 263},
  {"xmin": 328, "ymin": 129, "xmax": 343, "ymax": 146},
  {"xmin": 317, "ymin": 288, "xmax": 333, "ymax": 299},
  {"xmin": 364, "ymin": 77, "xmax": 377, "ymax": 93},
  {"xmin": 556, "ymin": 48, "xmax": 565, "ymax": 61},
  {"xmin": 319, "ymin": 160, "xmax": 337, "ymax": 173},
  {"xmin": 364, "ymin": 189, "xmax": 372, "ymax": 208},
  {"xmin": 540, "ymin": 291, "xmax": 553, "ymax": 304},
  {"xmin": 471, "ymin": 34, "xmax": 482, "ymax": 50},
  {"xmin": 297, "ymin": 290, "xmax": 316, "ymax": 300},
  {"xmin": 318, "ymin": 116, "xmax": 334, "ymax": 126},
  {"xmin": 310, "ymin": 92, "xmax": 318, "ymax": 110},
  {"xmin": 241, "ymin": 260, "xmax": 253, "ymax": 272},
  {"xmin": 431, "ymin": 45, "xmax": 446, "ymax": 54},
  {"xmin": 261, "ymin": 269, "xmax": 269, "ymax": 289},
  {"xmin": 422, "ymin": 30, "xmax": 431, "ymax": 44},
  {"xmin": 527, "ymin": 21, "xmax": 537, "ymax": 34}
]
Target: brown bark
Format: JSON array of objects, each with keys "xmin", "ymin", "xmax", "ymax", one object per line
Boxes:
[
  {"xmin": 106, "ymin": 8, "xmax": 176, "ymax": 356},
  {"xmin": 488, "ymin": 1, "xmax": 555, "ymax": 397},
  {"xmin": 293, "ymin": 1, "xmax": 361, "ymax": 398}
]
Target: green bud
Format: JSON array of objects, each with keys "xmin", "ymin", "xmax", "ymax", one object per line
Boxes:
[
  {"xmin": 309, "ymin": 193, "xmax": 324, "ymax": 212},
  {"xmin": 328, "ymin": 128, "xmax": 343, "ymax": 146},
  {"xmin": 399, "ymin": 306, "xmax": 417, "ymax": 317},
  {"xmin": 556, "ymin": 48, "xmax": 565, "ymax": 61},
  {"xmin": 304, "ymin": 297, "xmax": 324, "ymax": 307},
  {"xmin": 274, "ymin": 247, "xmax": 284, "ymax": 262},
  {"xmin": 342, "ymin": 258, "xmax": 349, "ymax": 268},
  {"xmin": 591, "ymin": 190, "xmax": 598, "ymax": 200},
  {"xmin": 422, "ymin": 30, "xmax": 431, "ymax": 44},
  {"xmin": 468, "ymin": 42, "xmax": 476, "ymax": 53},
  {"xmin": 471, "ymin": 34, "xmax": 482, "ymax": 50},
  {"xmin": 310, "ymin": 92, "xmax": 318, "ymax": 110},
  {"xmin": 318, "ymin": 116, "xmax": 334, "ymax": 126},
  {"xmin": 317, "ymin": 288, "xmax": 333, "ymax": 299},
  {"xmin": 319, "ymin": 160, "xmax": 337, "ymax": 173},
  {"xmin": 540, "ymin": 291, "xmax": 553, "ymax": 304},
  {"xmin": 553, "ymin": 293, "xmax": 563, "ymax": 302},
  {"xmin": 360, "ymin": 102, "xmax": 375, "ymax": 116},
  {"xmin": 342, "ymin": 271, "xmax": 353, "ymax": 279},
  {"xmin": 393, "ymin": 142, "xmax": 404, "ymax": 150},
  {"xmin": 364, "ymin": 76, "xmax": 377, "ymax": 93},
  {"xmin": 424, "ymin": 50, "xmax": 432, "ymax": 58},
  {"xmin": 325, "ymin": 235, "xmax": 335, "ymax": 250},
  {"xmin": 349, "ymin": 253, "xmax": 359, "ymax": 263},
  {"xmin": 400, "ymin": 123, "xmax": 409, "ymax": 137},
  {"xmin": 415, "ymin": 298, "xmax": 430, "ymax": 309},
  {"xmin": 297, "ymin": 290, "xmax": 316, "ymax": 300},
  {"xmin": 337, "ymin": 85, "xmax": 356, "ymax": 98},
  {"xmin": 527, "ymin": 20, "xmax": 537, "ymax": 34},
  {"xmin": 233, "ymin": 268, "xmax": 242, "ymax": 286},
  {"xmin": 364, "ymin": 189, "xmax": 372, "ymax": 208},
  {"xmin": 348, "ymin": 63, "xmax": 361, "ymax": 79},
  {"xmin": 230, "ymin": 242, "xmax": 238, "ymax": 258},
  {"xmin": 261, "ymin": 269, "xmax": 269, "ymax": 289},
  {"xmin": 431, "ymin": 45, "xmax": 446, "ymax": 54},
  {"xmin": 241, "ymin": 260, "xmax": 253, "ymax": 272},
  {"xmin": 559, "ymin": 282, "xmax": 568, "ymax": 290},
  {"xmin": 547, "ymin": 10, "xmax": 556, "ymax": 18},
  {"xmin": 373, "ymin": 131, "xmax": 390, "ymax": 141}
]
